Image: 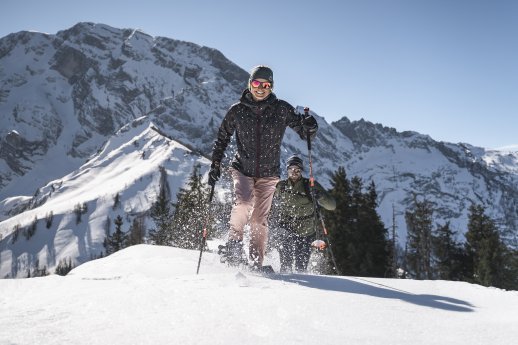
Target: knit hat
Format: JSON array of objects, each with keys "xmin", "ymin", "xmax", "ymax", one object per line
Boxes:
[
  {"xmin": 249, "ymin": 65, "xmax": 274, "ymax": 84},
  {"xmin": 286, "ymin": 155, "xmax": 304, "ymax": 170}
]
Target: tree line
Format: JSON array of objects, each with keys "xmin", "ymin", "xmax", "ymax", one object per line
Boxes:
[
  {"xmin": 322, "ymin": 167, "xmax": 517, "ymax": 290},
  {"xmin": 103, "ymin": 164, "xmax": 216, "ymax": 254},
  {"xmin": 102, "ymin": 163, "xmax": 517, "ymax": 290}
]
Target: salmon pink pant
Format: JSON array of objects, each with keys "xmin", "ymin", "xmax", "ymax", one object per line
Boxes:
[{"xmin": 229, "ymin": 169, "xmax": 279, "ymax": 265}]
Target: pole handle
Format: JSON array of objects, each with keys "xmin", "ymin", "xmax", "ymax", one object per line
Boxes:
[
  {"xmin": 208, "ymin": 183, "xmax": 215, "ymax": 203},
  {"xmin": 304, "ymin": 107, "xmax": 311, "ymax": 151}
]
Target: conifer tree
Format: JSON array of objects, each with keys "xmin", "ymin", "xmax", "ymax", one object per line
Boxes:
[
  {"xmin": 432, "ymin": 222, "xmax": 465, "ymax": 280},
  {"xmin": 359, "ymin": 181, "xmax": 389, "ymax": 276},
  {"xmin": 31, "ymin": 260, "xmax": 49, "ymax": 277},
  {"xmin": 55, "ymin": 258, "xmax": 74, "ymax": 276},
  {"xmin": 324, "ymin": 167, "xmax": 352, "ymax": 274},
  {"xmin": 127, "ymin": 216, "xmax": 146, "ymax": 246},
  {"xmin": 45, "ymin": 211, "xmax": 54, "ymax": 229},
  {"xmin": 170, "ymin": 164, "xmax": 211, "ymax": 249},
  {"xmin": 113, "ymin": 192, "xmax": 121, "ymax": 209},
  {"xmin": 104, "ymin": 215, "xmax": 127, "ymax": 255},
  {"xmin": 502, "ymin": 248, "xmax": 518, "ymax": 290},
  {"xmin": 465, "ymin": 204, "xmax": 506, "ymax": 287},
  {"xmin": 345, "ymin": 177, "xmax": 388, "ymax": 276},
  {"xmin": 325, "ymin": 168, "xmax": 388, "ymax": 277},
  {"xmin": 405, "ymin": 198, "xmax": 433, "ymax": 279},
  {"xmin": 149, "ymin": 178, "xmax": 174, "ymax": 245}
]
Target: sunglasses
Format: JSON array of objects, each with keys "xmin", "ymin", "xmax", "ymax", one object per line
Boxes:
[
  {"xmin": 250, "ymin": 79, "xmax": 272, "ymax": 89},
  {"xmin": 288, "ymin": 167, "xmax": 301, "ymax": 174}
]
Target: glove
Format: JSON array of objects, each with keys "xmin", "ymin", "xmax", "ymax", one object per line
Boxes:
[
  {"xmin": 302, "ymin": 115, "xmax": 318, "ymax": 134},
  {"xmin": 312, "ymin": 189, "xmax": 321, "ymax": 200},
  {"xmin": 208, "ymin": 161, "xmax": 221, "ymax": 187}
]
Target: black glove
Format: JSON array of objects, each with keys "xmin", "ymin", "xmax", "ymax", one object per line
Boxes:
[
  {"xmin": 208, "ymin": 161, "xmax": 221, "ymax": 187},
  {"xmin": 302, "ymin": 115, "xmax": 318, "ymax": 134}
]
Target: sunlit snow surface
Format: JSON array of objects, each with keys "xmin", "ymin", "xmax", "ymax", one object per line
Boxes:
[{"xmin": 1, "ymin": 245, "xmax": 517, "ymax": 345}]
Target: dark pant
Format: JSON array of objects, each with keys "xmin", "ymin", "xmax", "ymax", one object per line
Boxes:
[{"xmin": 277, "ymin": 229, "xmax": 315, "ymax": 273}]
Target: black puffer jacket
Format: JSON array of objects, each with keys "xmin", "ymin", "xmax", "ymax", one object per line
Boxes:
[{"xmin": 212, "ymin": 89, "xmax": 316, "ymax": 178}]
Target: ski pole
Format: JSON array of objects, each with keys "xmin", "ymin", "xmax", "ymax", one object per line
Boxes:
[
  {"xmin": 196, "ymin": 183, "xmax": 215, "ymax": 274},
  {"xmin": 304, "ymin": 107, "xmax": 341, "ymax": 275}
]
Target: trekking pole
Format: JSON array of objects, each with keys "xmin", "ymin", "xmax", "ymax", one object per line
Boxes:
[
  {"xmin": 304, "ymin": 107, "xmax": 341, "ymax": 275},
  {"xmin": 316, "ymin": 208, "xmax": 341, "ymax": 275},
  {"xmin": 196, "ymin": 183, "xmax": 215, "ymax": 274},
  {"xmin": 304, "ymin": 107, "xmax": 319, "ymax": 237}
]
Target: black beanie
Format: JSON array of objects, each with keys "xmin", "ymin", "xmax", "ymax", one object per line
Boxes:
[
  {"xmin": 249, "ymin": 65, "xmax": 274, "ymax": 84},
  {"xmin": 286, "ymin": 155, "xmax": 304, "ymax": 170}
]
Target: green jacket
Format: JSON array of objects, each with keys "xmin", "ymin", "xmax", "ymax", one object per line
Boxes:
[{"xmin": 272, "ymin": 177, "xmax": 336, "ymax": 236}]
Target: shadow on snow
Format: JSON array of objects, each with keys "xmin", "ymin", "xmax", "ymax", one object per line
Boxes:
[{"xmin": 272, "ymin": 273, "xmax": 475, "ymax": 312}]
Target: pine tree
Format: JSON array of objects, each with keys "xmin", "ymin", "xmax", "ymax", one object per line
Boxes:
[
  {"xmin": 31, "ymin": 259, "xmax": 49, "ymax": 277},
  {"xmin": 149, "ymin": 177, "xmax": 174, "ymax": 245},
  {"xmin": 26, "ymin": 216, "xmax": 38, "ymax": 239},
  {"xmin": 104, "ymin": 215, "xmax": 127, "ymax": 255},
  {"xmin": 55, "ymin": 258, "xmax": 74, "ymax": 276},
  {"xmin": 432, "ymin": 222, "xmax": 465, "ymax": 280},
  {"xmin": 324, "ymin": 167, "xmax": 352, "ymax": 274},
  {"xmin": 325, "ymin": 168, "xmax": 388, "ymax": 277},
  {"xmin": 74, "ymin": 203, "xmax": 83, "ymax": 224},
  {"xmin": 170, "ymin": 164, "xmax": 211, "ymax": 249},
  {"xmin": 465, "ymin": 204, "xmax": 506, "ymax": 287},
  {"xmin": 11, "ymin": 224, "xmax": 20, "ymax": 244},
  {"xmin": 501, "ymin": 248, "xmax": 518, "ymax": 290},
  {"xmin": 359, "ymin": 181, "xmax": 389, "ymax": 277},
  {"xmin": 344, "ymin": 177, "xmax": 388, "ymax": 276},
  {"xmin": 405, "ymin": 198, "xmax": 433, "ymax": 279},
  {"xmin": 113, "ymin": 192, "xmax": 121, "ymax": 209},
  {"xmin": 127, "ymin": 216, "xmax": 146, "ymax": 246},
  {"xmin": 45, "ymin": 211, "xmax": 54, "ymax": 229}
]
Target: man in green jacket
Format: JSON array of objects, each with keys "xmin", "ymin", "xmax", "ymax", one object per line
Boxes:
[{"xmin": 270, "ymin": 155, "xmax": 336, "ymax": 273}]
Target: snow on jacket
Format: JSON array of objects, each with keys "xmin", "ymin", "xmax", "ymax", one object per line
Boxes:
[
  {"xmin": 211, "ymin": 89, "xmax": 316, "ymax": 178},
  {"xmin": 273, "ymin": 177, "xmax": 336, "ymax": 237}
]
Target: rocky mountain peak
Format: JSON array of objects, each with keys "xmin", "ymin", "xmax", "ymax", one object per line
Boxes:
[{"xmin": 0, "ymin": 23, "xmax": 517, "ymax": 277}]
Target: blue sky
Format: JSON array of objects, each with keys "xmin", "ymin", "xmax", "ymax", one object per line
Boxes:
[{"xmin": 2, "ymin": 0, "xmax": 517, "ymax": 149}]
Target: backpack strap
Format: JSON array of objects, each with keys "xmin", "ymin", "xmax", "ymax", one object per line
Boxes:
[
  {"xmin": 278, "ymin": 180, "xmax": 287, "ymax": 193},
  {"xmin": 302, "ymin": 178, "xmax": 313, "ymax": 203},
  {"xmin": 279, "ymin": 178, "xmax": 313, "ymax": 203}
]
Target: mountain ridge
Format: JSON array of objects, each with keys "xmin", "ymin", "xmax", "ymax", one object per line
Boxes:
[{"xmin": 0, "ymin": 22, "xmax": 517, "ymax": 276}]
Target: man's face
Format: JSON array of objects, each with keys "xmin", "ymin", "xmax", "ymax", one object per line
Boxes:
[
  {"xmin": 249, "ymin": 78, "xmax": 272, "ymax": 101},
  {"xmin": 287, "ymin": 165, "xmax": 302, "ymax": 181}
]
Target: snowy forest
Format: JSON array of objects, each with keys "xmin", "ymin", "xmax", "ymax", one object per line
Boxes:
[{"xmin": 80, "ymin": 164, "xmax": 518, "ymax": 290}]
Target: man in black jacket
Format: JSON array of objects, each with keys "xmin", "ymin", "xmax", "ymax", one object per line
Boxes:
[{"xmin": 209, "ymin": 65, "xmax": 318, "ymax": 269}]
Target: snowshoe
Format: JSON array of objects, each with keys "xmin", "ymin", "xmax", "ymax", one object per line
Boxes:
[
  {"xmin": 308, "ymin": 246, "xmax": 330, "ymax": 275},
  {"xmin": 248, "ymin": 262, "xmax": 275, "ymax": 275},
  {"xmin": 218, "ymin": 240, "xmax": 247, "ymax": 267}
]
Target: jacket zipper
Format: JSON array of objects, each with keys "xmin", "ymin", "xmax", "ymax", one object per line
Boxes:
[{"xmin": 255, "ymin": 112, "xmax": 261, "ymax": 177}]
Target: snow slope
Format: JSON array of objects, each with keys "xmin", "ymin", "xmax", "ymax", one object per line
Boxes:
[
  {"xmin": 1, "ymin": 244, "xmax": 516, "ymax": 345},
  {"xmin": 0, "ymin": 116, "xmax": 209, "ymax": 278}
]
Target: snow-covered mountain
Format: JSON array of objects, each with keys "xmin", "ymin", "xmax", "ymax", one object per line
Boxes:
[{"xmin": 0, "ymin": 22, "xmax": 517, "ymax": 277}]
